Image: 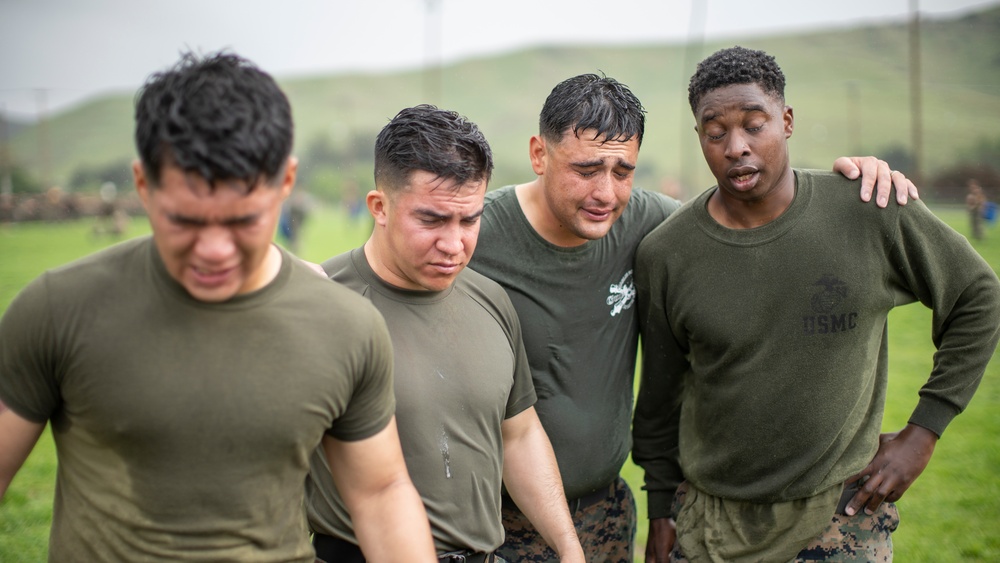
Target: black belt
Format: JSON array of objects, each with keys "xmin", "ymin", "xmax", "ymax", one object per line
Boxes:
[
  {"xmin": 313, "ymin": 533, "xmax": 364, "ymax": 563},
  {"xmin": 439, "ymin": 552, "xmax": 495, "ymax": 563},
  {"xmin": 568, "ymin": 481, "xmax": 615, "ymax": 512},
  {"xmin": 312, "ymin": 533, "xmax": 494, "ymax": 563}
]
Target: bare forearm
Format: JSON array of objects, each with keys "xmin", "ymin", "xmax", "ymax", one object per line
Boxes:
[
  {"xmin": 503, "ymin": 413, "xmax": 584, "ymax": 562},
  {"xmin": 323, "ymin": 425, "xmax": 436, "ymax": 562},
  {"xmin": 0, "ymin": 407, "xmax": 46, "ymax": 500},
  {"xmin": 351, "ymin": 477, "xmax": 436, "ymax": 561}
]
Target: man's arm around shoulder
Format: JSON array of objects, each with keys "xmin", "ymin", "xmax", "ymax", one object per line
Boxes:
[{"xmin": 833, "ymin": 156, "xmax": 919, "ymax": 206}]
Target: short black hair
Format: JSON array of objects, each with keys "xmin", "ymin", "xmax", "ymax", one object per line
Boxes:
[
  {"xmin": 134, "ymin": 51, "xmax": 294, "ymax": 190},
  {"xmin": 374, "ymin": 104, "xmax": 493, "ymax": 192},
  {"xmin": 688, "ymin": 46, "xmax": 786, "ymax": 114},
  {"xmin": 539, "ymin": 74, "xmax": 646, "ymax": 147}
]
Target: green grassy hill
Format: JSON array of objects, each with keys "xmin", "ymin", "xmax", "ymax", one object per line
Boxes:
[{"xmin": 6, "ymin": 5, "xmax": 1000, "ymax": 199}]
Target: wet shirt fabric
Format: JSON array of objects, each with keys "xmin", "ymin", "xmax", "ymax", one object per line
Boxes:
[
  {"xmin": 0, "ymin": 237, "xmax": 396, "ymax": 562},
  {"xmin": 307, "ymin": 247, "xmax": 536, "ymax": 554},
  {"xmin": 470, "ymin": 185, "xmax": 679, "ymax": 500}
]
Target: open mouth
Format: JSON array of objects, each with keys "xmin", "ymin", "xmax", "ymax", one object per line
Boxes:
[
  {"xmin": 191, "ymin": 265, "xmax": 236, "ymax": 286},
  {"xmin": 729, "ymin": 168, "xmax": 759, "ymax": 190}
]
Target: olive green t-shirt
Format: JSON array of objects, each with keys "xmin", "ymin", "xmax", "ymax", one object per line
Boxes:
[
  {"xmin": 0, "ymin": 237, "xmax": 396, "ymax": 562},
  {"xmin": 469, "ymin": 185, "xmax": 679, "ymax": 500},
  {"xmin": 307, "ymin": 247, "xmax": 536, "ymax": 553}
]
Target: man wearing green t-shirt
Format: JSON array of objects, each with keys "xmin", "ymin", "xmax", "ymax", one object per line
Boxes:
[
  {"xmin": 0, "ymin": 52, "xmax": 435, "ymax": 562},
  {"xmin": 306, "ymin": 105, "xmax": 585, "ymax": 563},
  {"xmin": 634, "ymin": 46, "xmax": 1000, "ymax": 561},
  {"xmin": 468, "ymin": 73, "xmax": 919, "ymax": 562}
]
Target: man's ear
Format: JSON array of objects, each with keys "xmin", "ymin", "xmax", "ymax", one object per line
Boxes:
[
  {"xmin": 528, "ymin": 135, "xmax": 547, "ymax": 176},
  {"xmin": 133, "ymin": 160, "xmax": 151, "ymax": 210},
  {"xmin": 367, "ymin": 189, "xmax": 388, "ymax": 226},
  {"xmin": 279, "ymin": 156, "xmax": 298, "ymax": 200},
  {"xmin": 784, "ymin": 105, "xmax": 794, "ymax": 139}
]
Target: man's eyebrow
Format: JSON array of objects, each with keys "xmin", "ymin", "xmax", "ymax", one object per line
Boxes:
[
  {"xmin": 166, "ymin": 212, "xmax": 207, "ymax": 226},
  {"xmin": 220, "ymin": 213, "xmax": 260, "ymax": 226},
  {"xmin": 414, "ymin": 207, "xmax": 448, "ymax": 219},
  {"xmin": 570, "ymin": 157, "xmax": 635, "ymax": 171},
  {"xmin": 414, "ymin": 206, "xmax": 484, "ymax": 221},
  {"xmin": 700, "ymin": 103, "xmax": 768, "ymax": 125},
  {"xmin": 166, "ymin": 212, "xmax": 260, "ymax": 226}
]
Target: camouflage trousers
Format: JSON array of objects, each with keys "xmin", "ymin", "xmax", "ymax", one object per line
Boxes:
[
  {"xmin": 496, "ymin": 476, "xmax": 636, "ymax": 562},
  {"xmin": 669, "ymin": 482, "xmax": 900, "ymax": 562}
]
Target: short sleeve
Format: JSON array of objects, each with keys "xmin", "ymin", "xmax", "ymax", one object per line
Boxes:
[
  {"xmin": 0, "ymin": 274, "xmax": 62, "ymax": 423},
  {"xmin": 325, "ymin": 308, "xmax": 396, "ymax": 442}
]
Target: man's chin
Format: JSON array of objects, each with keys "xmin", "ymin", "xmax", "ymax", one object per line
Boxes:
[
  {"xmin": 180, "ymin": 275, "xmax": 244, "ymax": 303},
  {"xmin": 574, "ymin": 220, "xmax": 615, "ymax": 241}
]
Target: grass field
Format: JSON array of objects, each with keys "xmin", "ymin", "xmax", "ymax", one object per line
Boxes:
[{"xmin": 1, "ymin": 202, "xmax": 998, "ymax": 562}]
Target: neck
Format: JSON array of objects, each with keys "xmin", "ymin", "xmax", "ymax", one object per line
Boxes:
[
  {"xmin": 515, "ymin": 179, "xmax": 588, "ymax": 247},
  {"xmin": 244, "ymin": 243, "xmax": 283, "ymax": 294},
  {"xmin": 362, "ymin": 237, "xmax": 392, "ymax": 285}
]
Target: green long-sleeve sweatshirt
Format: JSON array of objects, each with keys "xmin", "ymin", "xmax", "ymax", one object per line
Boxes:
[{"xmin": 633, "ymin": 169, "xmax": 1000, "ymax": 519}]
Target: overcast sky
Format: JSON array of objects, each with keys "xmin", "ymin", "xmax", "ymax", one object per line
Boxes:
[{"xmin": 1, "ymin": 0, "xmax": 995, "ymax": 119}]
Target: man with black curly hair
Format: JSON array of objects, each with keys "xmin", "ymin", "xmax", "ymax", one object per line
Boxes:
[{"xmin": 633, "ymin": 46, "xmax": 1000, "ymax": 562}]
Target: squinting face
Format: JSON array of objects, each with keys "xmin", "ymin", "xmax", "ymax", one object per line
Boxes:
[
  {"xmin": 135, "ymin": 160, "xmax": 294, "ymax": 302},
  {"xmin": 371, "ymin": 170, "xmax": 486, "ymax": 292},
  {"xmin": 695, "ymin": 83, "xmax": 794, "ymax": 202},
  {"xmin": 532, "ymin": 128, "xmax": 639, "ymax": 246}
]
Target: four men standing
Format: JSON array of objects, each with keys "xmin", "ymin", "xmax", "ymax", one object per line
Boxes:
[{"xmin": 1, "ymin": 45, "xmax": 992, "ymax": 563}]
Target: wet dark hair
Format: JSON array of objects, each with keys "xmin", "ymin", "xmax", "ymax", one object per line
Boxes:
[
  {"xmin": 134, "ymin": 51, "xmax": 293, "ymax": 190},
  {"xmin": 539, "ymin": 73, "xmax": 646, "ymax": 146},
  {"xmin": 688, "ymin": 46, "xmax": 786, "ymax": 114},
  {"xmin": 374, "ymin": 104, "xmax": 493, "ymax": 192}
]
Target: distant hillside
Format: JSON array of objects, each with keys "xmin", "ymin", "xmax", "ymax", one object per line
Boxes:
[
  {"xmin": 0, "ymin": 115, "xmax": 30, "ymax": 138},
  {"xmin": 6, "ymin": 4, "xmax": 1000, "ymax": 200}
]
